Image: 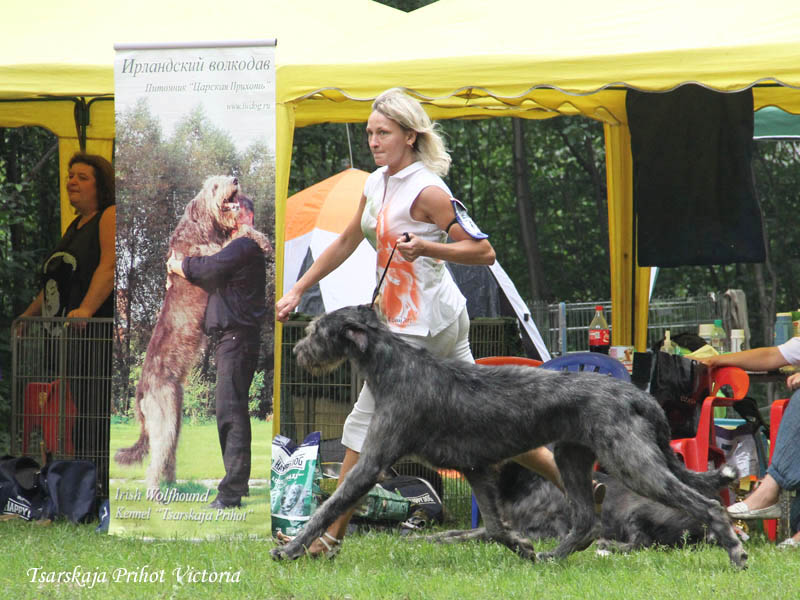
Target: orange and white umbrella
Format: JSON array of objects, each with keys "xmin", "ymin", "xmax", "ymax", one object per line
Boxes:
[{"xmin": 284, "ymin": 168, "xmax": 376, "ymax": 312}]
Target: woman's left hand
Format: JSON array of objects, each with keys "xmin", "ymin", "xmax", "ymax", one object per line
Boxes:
[
  {"xmin": 396, "ymin": 233, "xmax": 425, "ymax": 262},
  {"xmin": 66, "ymin": 307, "xmax": 93, "ymax": 328},
  {"xmin": 66, "ymin": 307, "xmax": 92, "ymax": 319}
]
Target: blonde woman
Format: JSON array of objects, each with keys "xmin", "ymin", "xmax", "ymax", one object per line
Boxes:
[{"xmin": 276, "ymin": 88, "xmax": 568, "ymax": 556}]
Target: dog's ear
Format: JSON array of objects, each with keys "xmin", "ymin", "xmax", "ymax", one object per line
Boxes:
[{"xmin": 343, "ymin": 326, "xmax": 369, "ymax": 353}]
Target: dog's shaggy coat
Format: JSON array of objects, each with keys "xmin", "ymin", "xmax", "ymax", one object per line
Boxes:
[
  {"xmin": 272, "ymin": 305, "xmax": 747, "ymax": 569},
  {"xmin": 115, "ymin": 176, "xmax": 270, "ymax": 489},
  {"xmin": 425, "ymin": 463, "xmax": 738, "ymax": 553}
]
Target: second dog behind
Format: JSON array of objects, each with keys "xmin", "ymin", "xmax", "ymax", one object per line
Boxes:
[{"xmin": 426, "ymin": 462, "xmax": 738, "ymax": 552}]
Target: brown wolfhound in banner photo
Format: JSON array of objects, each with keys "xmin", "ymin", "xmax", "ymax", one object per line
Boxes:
[{"xmin": 115, "ymin": 175, "xmax": 271, "ymax": 490}]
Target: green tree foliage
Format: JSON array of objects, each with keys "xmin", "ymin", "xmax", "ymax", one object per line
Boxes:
[{"xmin": 0, "ymin": 126, "xmax": 61, "ymax": 451}]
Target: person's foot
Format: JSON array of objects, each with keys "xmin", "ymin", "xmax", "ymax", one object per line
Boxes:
[
  {"xmin": 208, "ymin": 496, "xmax": 241, "ymax": 509},
  {"xmin": 727, "ymin": 501, "xmax": 781, "ymax": 519},
  {"xmin": 735, "ymin": 476, "xmax": 781, "ymax": 511},
  {"xmin": 777, "ymin": 536, "xmax": 800, "ymax": 549}
]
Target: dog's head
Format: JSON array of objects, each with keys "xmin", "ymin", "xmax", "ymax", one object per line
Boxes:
[
  {"xmin": 294, "ymin": 305, "xmax": 382, "ymax": 374},
  {"xmin": 191, "ymin": 175, "xmax": 241, "ymax": 233}
]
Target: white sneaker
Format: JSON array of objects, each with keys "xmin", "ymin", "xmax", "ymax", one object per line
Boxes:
[{"xmin": 777, "ymin": 537, "xmax": 800, "ymax": 549}]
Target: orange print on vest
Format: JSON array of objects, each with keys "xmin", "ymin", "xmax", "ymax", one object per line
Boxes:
[{"xmin": 376, "ymin": 211, "xmax": 419, "ymax": 327}]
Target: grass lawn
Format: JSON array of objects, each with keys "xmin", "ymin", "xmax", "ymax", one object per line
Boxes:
[
  {"xmin": 108, "ymin": 419, "xmax": 273, "ymax": 538},
  {"xmin": 1, "ymin": 518, "xmax": 798, "ymax": 599},
  {"xmin": 5, "ymin": 423, "xmax": 796, "ymax": 598},
  {"xmin": 110, "ymin": 419, "xmax": 273, "ymax": 482}
]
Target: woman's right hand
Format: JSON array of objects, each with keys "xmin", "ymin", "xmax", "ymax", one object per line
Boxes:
[{"xmin": 276, "ymin": 289, "xmax": 302, "ymax": 323}]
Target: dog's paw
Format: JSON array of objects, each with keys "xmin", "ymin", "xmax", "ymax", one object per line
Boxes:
[
  {"xmin": 535, "ymin": 551, "xmax": 557, "ymax": 562},
  {"xmin": 270, "ymin": 547, "xmax": 289, "ymax": 561},
  {"xmin": 271, "ymin": 544, "xmax": 305, "ymax": 561}
]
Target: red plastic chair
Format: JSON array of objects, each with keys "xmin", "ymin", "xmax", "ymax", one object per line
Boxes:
[
  {"xmin": 475, "ymin": 356, "xmax": 543, "ymax": 368},
  {"xmin": 764, "ymin": 397, "xmax": 791, "ymax": 541},
  {"xmin": 22, "ymin": 380, "xmax": 76, "ymax": 456},
  {"xmin": 669, "ymin": 366, "xmax": 749, "ymax": 478},
  {"xmin": 470, "ymin": 356, "xmax": 542, "ymax": 527}
]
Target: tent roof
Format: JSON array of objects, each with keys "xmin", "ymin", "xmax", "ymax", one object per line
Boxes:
[
  {"xmin": 0, "ymin": 0, "xmax": 401, "ymax": 100},
  {"xmin": 277, "ymin": 0, "xmax": 800, "ymax": 125},
  {"xmin": 4, "ymin": 0, "xmax": 800, "ymax": 123}
]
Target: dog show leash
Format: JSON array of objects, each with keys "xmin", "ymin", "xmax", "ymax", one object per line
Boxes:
[{"xmin": 370, "ymin": 232, "xmax": 410, "ymax": 308}]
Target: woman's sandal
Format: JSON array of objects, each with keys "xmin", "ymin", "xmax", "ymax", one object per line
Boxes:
[
  {"xmin": 274, "ymin": 530, "xmax": 341, "ymax": 559},
  {"xmin": 313, "ymin": 532, "xmax": 342, "ymax": 559}
]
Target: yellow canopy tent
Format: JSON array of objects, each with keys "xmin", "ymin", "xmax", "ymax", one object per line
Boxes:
[{"xmin": 3, "ymin": 0, "xmax": 800, "ymax": 432}]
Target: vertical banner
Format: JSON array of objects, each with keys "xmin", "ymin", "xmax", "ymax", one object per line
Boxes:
[{"xmin": 111, "ymin": 41, "xmax": 276, "ymax": 538}]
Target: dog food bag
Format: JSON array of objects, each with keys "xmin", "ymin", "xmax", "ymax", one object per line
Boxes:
[{"xmin": 270, "ymin": 432, "xmax": 323, "ymax": 537}]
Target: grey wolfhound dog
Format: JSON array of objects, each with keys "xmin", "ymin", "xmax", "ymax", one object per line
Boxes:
[
  {"xmin": 272, "ymin": 305, "xmax": 747, "ymax": 568},
  {"xmin": 115, "ymin": 176, "xmax": 271, "ymax": 490},
  {"xmin": 423, "ymin": 463, "xmax": 738, "ymax": 554}
]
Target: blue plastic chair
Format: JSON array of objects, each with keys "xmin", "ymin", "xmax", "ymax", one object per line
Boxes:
[{"xmin": 540, "ymin": 351, "xmax": 631, "ymax": 382}]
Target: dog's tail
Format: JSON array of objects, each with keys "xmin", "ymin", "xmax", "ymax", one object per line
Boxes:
[
  {"xmin": 114, "ymin": 431, "xmax": 149, "ymax": 465},
  {"xmin": 114, "ymin": 387, "xmax": 149, "ymax": 465},
  {"xmin": 663, "ymin": 446, "xmax": 738, "ymax": 498},
  {"xmin": 641, "ymin": 394, "xmax": 738, "ymax": 498}
]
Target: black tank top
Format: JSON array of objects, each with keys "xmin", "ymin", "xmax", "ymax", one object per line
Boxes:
[{"xmin": 41, "ymin": 208, "xmax": 114, "ymax": 318}]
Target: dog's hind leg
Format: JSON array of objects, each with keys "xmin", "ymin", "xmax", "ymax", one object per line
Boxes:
[
  {"xmin": 537, "ymin": 443, "xmax": 599, "ymax": 561},
  {"xmin": 420, "ymin": 527, "xmax": 490, "ymax": 544},
  {"xmin": 466, "ymin": 468, "xmax": 536, "ymax": 561},
  {"xmin": 142, "ymin": 383, "xmax": 181, "ymax": 490},
  {"xmin": 162, "ymin": 386, "xmax": 183, "ymax": 484}
]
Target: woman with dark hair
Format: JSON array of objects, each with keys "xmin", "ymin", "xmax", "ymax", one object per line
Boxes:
[
  {"xmin": 18, "ymin": 151, "xmax": 115, "ymax": 499},
  {"xmin": 19, "ymin": 152, "xmax": 116, "ymax": 321}
]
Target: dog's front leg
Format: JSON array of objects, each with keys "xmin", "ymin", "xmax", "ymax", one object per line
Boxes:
[{"xmin": 271, "ymin": 457, "xmax": 383, "ymax": 560}]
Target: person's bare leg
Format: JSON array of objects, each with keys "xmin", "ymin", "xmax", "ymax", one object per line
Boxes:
[
  {"xmin": 513, "ymin": 446, "xmax": 565, "ymax": 493},
  {"xmin": 303, "ymin": 447, "xmax": 361, "ymax": 555},
  {"xmin": 513, "ymin": 446, "xmax": 605, "ymax": 512},
  {"xmin": 742, "ymin": 474, "xmax": 781, "ymax": 510}
]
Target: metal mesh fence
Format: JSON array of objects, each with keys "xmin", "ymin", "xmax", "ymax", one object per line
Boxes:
[
  {"xmin": 11, "ymin": 317, "xmax": 112, "ymax": 498},
  {"xmin": 531, "ymin": 295, "xmax": 717, "ymax": 355}
]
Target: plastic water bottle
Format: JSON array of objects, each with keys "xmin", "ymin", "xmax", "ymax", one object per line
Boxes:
[
  {"xmin": 588, "ymin": 305, "xmax": 610, "ymax": 354},
  {"xmin": 775, "ymin": 313, "xmax": 792, "ymax": 346},
  {"xmin": 711, "ymin": 319, "xmax": 727, "ymax": 353},
  {"xmin": 698, "ymin": 323, "xmax": 714, "ymax": 347},
  {"xmin": 730, "ymin": 329, "xmax": 745, "ymax": 353}
]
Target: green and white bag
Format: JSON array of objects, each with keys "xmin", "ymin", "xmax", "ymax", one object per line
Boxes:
[{"xmin": 270, "ymin": 432, "xmax": 323, "ymax": 537}]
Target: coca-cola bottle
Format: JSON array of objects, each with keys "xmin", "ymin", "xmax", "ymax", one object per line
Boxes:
[{"xmin": 588, "ymin": 305, "xmax": 610, "ymax": 354}]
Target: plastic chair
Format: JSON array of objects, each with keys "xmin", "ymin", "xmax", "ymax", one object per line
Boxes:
[
  {"xmin": 470, "ymin": 356, "xmax": 543, "ymax": 528},
  {"xmin": 540, "ymin": 352, "xmax": 631, "ymax": 382},
  {"xmin": 764, "ymin": 397, "xmax": 791, "ymax": 541},
  {"xmin": 22, "ymin": 380, "xmax": 76, "ymax": 455},
  {"xmin": 475, "ymin": 356, "xmax": 543, "ymax": 368},
  {"xmin": 668, "ymin": 366, "xmax": 749, "ymax": 488}
]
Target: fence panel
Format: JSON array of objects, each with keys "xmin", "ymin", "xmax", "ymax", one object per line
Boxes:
[{"xmin": 11, "ymin": 317, "xmax": 113, "ymax": 498}]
